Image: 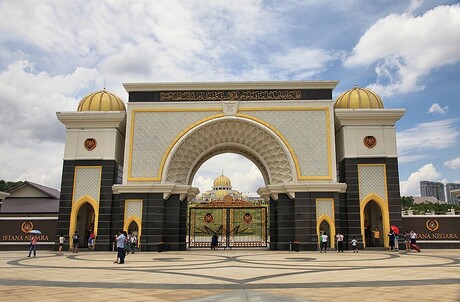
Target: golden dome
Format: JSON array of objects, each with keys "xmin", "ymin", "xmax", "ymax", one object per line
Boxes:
[
  {"xmin": 213, "ymin": 174, "xmax": 231, "ymax": 189},
  {"xmin": 77, "ymin": 89, "xmax": 126, "ymax": 111},
  {"xmin": 334, "ymin": 86, "xmax": 384, "ymax": 109}
]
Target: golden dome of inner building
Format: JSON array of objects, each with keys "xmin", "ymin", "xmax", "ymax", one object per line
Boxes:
[
  {"xmin": 77, "ymin": 89, "xmax": 126, "ymax": 112},
  {"xmin": 334, "ymin": 86, "xmax": 384, "ymax": 109},
  {"xmin": 213, "ymin": 174, "xmax": 232, "ymax": 189}
]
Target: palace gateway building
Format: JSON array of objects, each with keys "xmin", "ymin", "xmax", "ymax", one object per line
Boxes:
[{"xmin": 56, "ymin": 81, "xmax": 405, "ymax": 251}]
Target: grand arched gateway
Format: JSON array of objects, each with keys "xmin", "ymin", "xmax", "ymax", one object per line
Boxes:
[{"xmin": 56, "ymin": 81, "xmax": 405, "ymax": 251}]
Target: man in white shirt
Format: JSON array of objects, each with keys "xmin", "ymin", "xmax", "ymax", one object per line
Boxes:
[
  {"xmin": 336, "ymin": 232, "xmax": 344, "ymax": 252},
  {"xmin": 320, "ymin": 232, "xmax": 328, "ymax": 253},
  {"xmin": 115, "ymin": 231, "xmax": 126, "ymax": 264}
]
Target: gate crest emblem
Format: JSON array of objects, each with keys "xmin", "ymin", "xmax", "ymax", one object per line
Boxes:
[
  {"xmin": 243, "ymin": 213, "xmax": 253, "ymax": 223},
  {"xmin": 204, "ymin": 213, "xmax": 213, "ymax": 223}
]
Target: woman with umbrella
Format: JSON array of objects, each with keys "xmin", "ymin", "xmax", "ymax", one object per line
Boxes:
[
  {"xmin": 27, "ymin": 230, "xmax": 41, "ymax": 257},
  {"xmin": 387, "ymin": 229, "xmax": 395, "ymax": 251}
]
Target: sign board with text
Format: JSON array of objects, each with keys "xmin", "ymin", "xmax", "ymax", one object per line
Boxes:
[
  {"xmin": 0, "ymin": 218, "xmax": 58, "ymax": 250},
  {"xmin": 401, "ymin": 216, "xmax": 460, "ymax": 249}
]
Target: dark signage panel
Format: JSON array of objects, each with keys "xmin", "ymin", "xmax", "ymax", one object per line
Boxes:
[
  {"xmin": 128, "ymin": 89, "xmax": 333, "ymax": 102},
  {"xmin": 0, "ymin": 219, "xmax": 58, "ymax": 243},
  {"xmin": 401, "ymin": 216, "xmax": 460, "ymax": 248}
]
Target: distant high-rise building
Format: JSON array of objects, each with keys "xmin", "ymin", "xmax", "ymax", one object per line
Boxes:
[
  {"xmin": 420, "ymin": 181, "xmax": 445, "ymax": 202},
  {"xmin": 420, "ymin": 181, "xmax": 460, "ymax": 204},
  {"xmin": 445, "ymin": 183, "xmax": 460, "ymax": 205}
]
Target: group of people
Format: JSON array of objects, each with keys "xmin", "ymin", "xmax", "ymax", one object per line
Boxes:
[
  {"xmin": 319, "ymin": 231, "xmax": 359, "ymax": 253},
  {"xmin": 388, "ymin": 230, "xmax": 418, "ymax": 252},
  {"xmin": 114, "ymin": 230, "xmax": 138, "ymax": 264},
  {"xmin": 319, "ymin": 226, "xmax": 417, "ymax": 253},
  {"xmin": 27, "ymin": 232, "xmax": 68, "ymax": 257}
]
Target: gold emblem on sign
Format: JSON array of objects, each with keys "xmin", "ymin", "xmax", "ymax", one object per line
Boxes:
[
  {"xmin": 363, "ymin": 136, "xmax": 377, "ymax": 148},
  {"xmin": 21, "ymin": 221, "xmax": 34, "ymax": 233},
  {"xmin": 84, "ymin": 138, "xmax": 97, "ymax": 151},
  {"xmin": 426, "ymin": 219, "xmax": 439, "ymax": 232}
]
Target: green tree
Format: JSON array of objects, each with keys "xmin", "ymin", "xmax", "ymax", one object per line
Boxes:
[
  {"xmin": 0, "ymin": 180, "xmax": 23, "ymax": 192},
  {"xmin": 401, "ymin": 195, "xmax": 460, "ymax": 214},
  {"xmin": 400, "ymin": 196, "xmax": 414, "ymax": 209}
]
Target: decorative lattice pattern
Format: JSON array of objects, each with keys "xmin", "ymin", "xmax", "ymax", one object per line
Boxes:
[
  {"xmin": 73, "ymin": 167, "xmax": 102, "ymax": 204},
  {"xmin": 358, "ymin": 165, "xmax": 387, "ymax": 203},
  {"xmin": 125, "ymin": 200, "xmax": 143, "ymax": 220},
  {"xmin": 166, "ymin": 117, "xmax": 294, "ymax": 184},
  {"xmin": 131, "ymin": 111, "xmax": 218, "ymax": 178},
  {"xmin": 316, "ymin": 199, "xmax": 334, "ymax": 219},
  {"xmin": 247, "ymin": 110, "xmax": 329, "ymax": 176}
]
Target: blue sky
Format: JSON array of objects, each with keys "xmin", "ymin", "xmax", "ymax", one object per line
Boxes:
[{"xmin": 0, "ymin": 0, "xmax": 459, "ymax": 197}]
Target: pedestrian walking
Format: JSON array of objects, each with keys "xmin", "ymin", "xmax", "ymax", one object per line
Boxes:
[
  {"xmin": 404, "ymin": 231, "xmax": 411, "ymax": 251},
  {"xmin": 388, "ymin": 230, "xmax": 395, "ymax": 251},
  {"xmin": 88, "ymin": 231, "xmax": 95, "ymax": 250},
  {"xmin": 114, "ymin": 230, "xmax": 126, "ymax": 264},
  {"xmin": 130, "ymin": 233, "xmax": 137, "ymax": 254},
  {"xmin": 320, "ymin": 232, "xmax": 328, "ymax": 253},
  {"xmin": 372, "ymin": 229, "xmax": 380, "ymax": 247},
  {"xmin": 27, "ymin": 234, "xmax": 38, "ymax": 257},
  {"xmin": 336, "ymin": 232, "xmax": 344, "ymax": 252},
  {"xmin": 351, "ymin": 237, "xmax": 358, "ymax": 253},
  {"xmin": 72, "ymin": 231, "xmax": 79, "ymax": 253},
  {"xmin": 211, "ymin": 234, "xmax": 218, "ymax": 250},
  {"xmin": 394, "ymin": 232, "xmax": 399, "ymax": 251},
  {"xmin": 58, "ymin": 234, "xmax": 65, "ymax": 254}
]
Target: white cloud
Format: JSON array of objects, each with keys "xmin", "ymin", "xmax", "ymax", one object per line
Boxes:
[
  {"xmin": 427, "ymin": 103, "xmax": 448, "ymax": 114},
  {"xmin": 408, "ymin": 0, "xmax": 428, "ymax": 13},
  {"xmin": 400, "ymin": 163, "xmax": 441, "ymax": 196},
  {"xmin": 0, "ymin": 140, "xmax": 64, "ymax": 190},
  {"xmin": 0, "ymin": 60, "xmax": 97, "ymax": 144},
  {"xmin": 397, "ymin": 119, "xmax": 459, "ymax": 162},
  {"xmin": 269, "ymin": 48, "xmax": 343, "ymax": 79},
  {"xmin": 444, "ymin": 157, "xmax": 460, "ymax": 169},
  {"xmin": 0, "ymin": 0, "xmax": 280, "ymax": 79},
  {"xmin": 345, "ymin": 4, "xmax": 460, "ymax": 96},
  {"xmin": 0, "ymin": 60, "xmax": 99, "ymax": 189},
  {"xmin": 193, "ymin": 176, "xmax": 214, "ymax": 195}
]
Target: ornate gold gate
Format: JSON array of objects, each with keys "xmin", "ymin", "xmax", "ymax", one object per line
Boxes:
[{"xmin": 189, "ymin": 197, "xmax": 267, "ymax": 248}]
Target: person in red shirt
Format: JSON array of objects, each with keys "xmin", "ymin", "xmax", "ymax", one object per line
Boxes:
[{"xmin": 27, "ymin": 234, "xmax": 38, "ymax": 257}]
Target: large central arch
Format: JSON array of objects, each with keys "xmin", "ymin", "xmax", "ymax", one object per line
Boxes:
[{"xmin": 163, "ymin": 116, "xmax": 296, "ymax": 186}]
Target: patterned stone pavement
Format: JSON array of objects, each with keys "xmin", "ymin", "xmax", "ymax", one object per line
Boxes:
[{"xmin": 0, "ymin": 249, "xmax": 458, "ymax": 301}]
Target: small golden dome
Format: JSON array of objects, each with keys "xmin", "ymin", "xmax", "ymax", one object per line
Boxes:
[
  {"xmin": 213, "ymin": 174, "xmax": 232, "ymax": 189},
  {"xmin": 334, "ymin": 86, "xmax": 384, "ymax": 109},
  {"xmin": 77, "ymin": 89, "xmax": 126, "ymax": 111}
]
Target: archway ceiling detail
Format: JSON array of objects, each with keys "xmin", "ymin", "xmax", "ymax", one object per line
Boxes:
[
  {"xmin": 165, "ymin": 118, "xmax": 294, "ymax": 185},
  {"xmin": 188, "ymin": 145, "xmax": 270, "ymax": 186}
]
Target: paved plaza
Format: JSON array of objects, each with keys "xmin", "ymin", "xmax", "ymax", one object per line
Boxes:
[{"xmin": 0, "ymin": 249, "xmax": 458, "ymax": 301}]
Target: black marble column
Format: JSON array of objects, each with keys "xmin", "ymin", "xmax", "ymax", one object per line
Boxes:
[
  {"xmin": 337, "ymin": 157, "xmax": 403, "ymax": 250},
  {"xmin": 275, "ymin": 194, "xmax": 295, "ymax": 250},
  {"xmin": 56, "ymin": 160, "xmax": 122, "ymax": 252}
]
